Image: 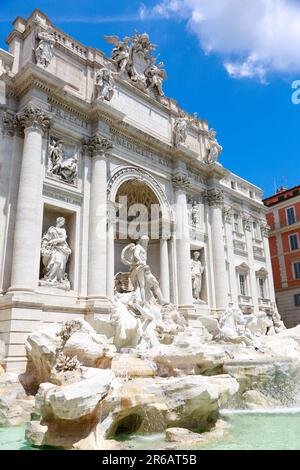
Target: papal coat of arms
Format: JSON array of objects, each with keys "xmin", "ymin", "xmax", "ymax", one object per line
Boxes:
[{"xmin": 104, "ymin": 31, "xmax": 167, "ymax": 98}]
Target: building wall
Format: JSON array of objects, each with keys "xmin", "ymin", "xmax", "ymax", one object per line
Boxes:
[
  {"xmin": 265, "ymin": 187, "xmax": 300, "ymax": 326},
  {"xmin": 0, "ymin": 9, "xmax": 274, "ymax": 371},
  {"xmin": 276, "ymin": 288, "xmax": 300, "ymax": 328}
]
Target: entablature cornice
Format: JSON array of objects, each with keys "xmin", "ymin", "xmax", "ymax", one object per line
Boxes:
[
  {"xmin": 6, "ymin": 63, "xmax": 66, "ymax": 98},
  {"xmin": 43, "ymin": 181, "xmax": 83, "ymax": 206},
  {"xmin": 222, "ymin": 186, "xmax": 265, "ymax": 212},
  {"xmin": 4, "ymin": 66, "xmax": 259, "ymax": 185}
]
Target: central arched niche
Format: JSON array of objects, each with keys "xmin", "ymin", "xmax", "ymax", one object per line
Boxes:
[{"xmin": 114, "ymin": 178, "xmax": 163, "ymax": 282}]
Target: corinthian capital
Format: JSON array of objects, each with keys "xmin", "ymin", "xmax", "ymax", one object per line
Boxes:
[
  {"xmin": 82, "ymin": 134, "xmax": 113, "ymax": 157},
  {"xmin": 17, "ymin": 104, "xmax": 52, "ymax": 132},
  {"xmin": 172, "ymin": 172, "xmax": 190, "ymax": 189},
  {"xmin": 2, "ymin": 112, "xmax": 20, "ymax": 136},
  {"xmin": 204, "ymin": 188, "xmax": 224, "ymax": 207}
]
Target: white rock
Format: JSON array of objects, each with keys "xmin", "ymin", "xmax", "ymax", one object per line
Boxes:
[
  {"xmin": 100, "ymin": 374, "xmax": 239, "ymax": 438},
  {"xmin": 64, "ymin": 331, "xmax": 116, "ymax": 367},
  {"xmin": 25, "ymin": 421, "xmax": 48, "ymax": 447},
  {"xmin": 0, "ymin": 372, "xmax": 20, "ymax": 385},
  {"xmin": 0, "ymin": 395, "xmax": 35, "ymax": 426},
  {"xmin": 166, "ymin": 419, "xmax": 229, "ymax": 448},
  {"xmin": 47, "ymin": 368, "xmax": 115, "ymax": 420},
  {"xmin": 165, "ymin": 427, "xmax": 203, "ymax": 443},
  {"xmin": 25, "ymin": 323, "xmax": 61, "ymax": 385}
]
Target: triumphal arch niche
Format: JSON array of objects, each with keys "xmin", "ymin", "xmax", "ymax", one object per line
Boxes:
[
  {"xmin": 0, "ymin": 10, "xmax": 275, "ymax": 371},
  {"xmin": 107, "ymin": 166, "xmax": 173, "ymax": 303}
]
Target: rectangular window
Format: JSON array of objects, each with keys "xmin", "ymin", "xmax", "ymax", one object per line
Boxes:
[
  {"xmin": 234, "ymin": 213, "xmax": 240, "ymax": 232},
  {"xmin": 289, "ymin": 234, "xmax": 299, "ymax": 251},
  {"xmin": 295, "ymin": 294, "xmax": 300, "ymax": 307},
  {"xmin": 258, "ymin": 278, "xmax": 265, "ymax": 299},
  {"xmin": 231, "ymin": 181, "xmax": 236, "ymax": 190},
  {"xmin": 286, "ymin": 207, "xmax": 296, "ymax": 225},
  {"xmin": 239, "ymin": 274, "xmax": 246, "ymax": 296},
  {"xmin": 294, "ymin": 262, "xmax": 300, "ymax": 280}
]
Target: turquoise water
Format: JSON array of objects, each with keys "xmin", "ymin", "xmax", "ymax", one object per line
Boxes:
[
  {"xmin": 118, "ymin": 409, "xmax": 300, "ymax": 451},
  {"xmin": 1, "ymin": 410, "xmax": 300, "ymax": 450},
  {"xmin": 0, "ymin": 426, "xmax": 36, "ymax": 450},
  {"xmin": 198, "ymin": 409, "xmax": 300, "ymax": 450}
]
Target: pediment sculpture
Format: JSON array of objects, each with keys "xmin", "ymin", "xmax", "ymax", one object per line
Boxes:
[{"xmin": 104, "ymin": 31, "xmax": 167, "ymax": 98}]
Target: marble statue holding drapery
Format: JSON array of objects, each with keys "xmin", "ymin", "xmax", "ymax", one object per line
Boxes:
[{"xmin": 39, "ymin": 217, "xmax": 71, "ymax": 290}]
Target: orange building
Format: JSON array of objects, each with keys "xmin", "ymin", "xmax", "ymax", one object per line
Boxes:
[{"xmin": 264, "ymin": 185, "xmax": 300, "ymax": 327}]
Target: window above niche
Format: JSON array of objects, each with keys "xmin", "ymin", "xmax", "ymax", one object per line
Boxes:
[
  {"xmin": 233, "ymin": 212, "xmax": 241, "ymax": 233},
  {"xmin": 236, "ymin": 262, "xmax": 250, "ymax": 296},
  {"xmin": 252, "ymin": 221, "xmax": 261, "ymax": 241}
]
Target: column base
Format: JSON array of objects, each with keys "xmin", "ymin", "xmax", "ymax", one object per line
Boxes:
[
  {"xmin": 178, "ymin": 304, "xmax": 196, "ymax": 319},
  {"xmin": 86, "ymin": 294, "xmax": 109, "ymax": 300},
  {"xmin": 7, "ymin": 286, "xmax": 35, "ymax": 293}
]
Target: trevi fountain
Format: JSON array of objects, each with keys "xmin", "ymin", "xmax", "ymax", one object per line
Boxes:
[{"xmin": 0, "ymin": 10, "xmax": 300, "ymax": 451}]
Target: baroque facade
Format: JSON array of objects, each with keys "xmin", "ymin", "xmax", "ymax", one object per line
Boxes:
[{"xmin": 0, "ymin": 10, "xmax": 276, "ymax": 372}]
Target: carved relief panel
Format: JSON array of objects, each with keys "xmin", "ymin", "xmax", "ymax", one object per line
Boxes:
[{"xmin": 47, "ymin": 136, "xmax": 80, "ymax": 186}]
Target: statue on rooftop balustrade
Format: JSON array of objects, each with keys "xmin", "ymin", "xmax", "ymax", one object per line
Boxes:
[
  {"xmin": 35, "ymin": 27, "xmax": 55, "ymax": 68},
  {"xmin": 95, "ymin": 67, "xmax": 115, "ymax": 101}
]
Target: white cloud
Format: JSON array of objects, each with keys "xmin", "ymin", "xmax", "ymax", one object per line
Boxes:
[{"xmin": 141, "ymin": 0, "xmax": 300, "ymax": 81}]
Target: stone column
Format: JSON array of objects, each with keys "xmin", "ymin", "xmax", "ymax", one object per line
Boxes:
[
  {"xmin": 173, "ymin": 175, "xmax": 193, "ymax": 308},
  {"xmin": 1, "ymin": 115, "xmax": 24, "ymax": 293},
  {"xmin": 9, "ymin": 105, "xmax": 51, "ymax": 292},
  {"xmin": 84, "ymin": 135, "xmax": 113, "ymax": 299},
  {"xmin": 106, "ymin": 206, "xmax": 116, "ymax": 299},
  {"xmin": 261, "ymin": 222, "xmax": 276, "ymax": 304},
  {"xmin": 160, "ymin": 234, "xmax": 170, "ymax": 302},
  {"xmin": 243, "ymin": 214, "xmax": 259, "ymax": 313},
  {"xmin": 223, "ymin": 206, "xmax": 238, "ymax": 307},
  {"xmin": 205, "ymin": 188, "xmax": 227, "ymax": 313}
]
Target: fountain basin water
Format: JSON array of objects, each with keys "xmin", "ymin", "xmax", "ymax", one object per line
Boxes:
[{"xmin": 1, "ymin": 409, "xmax": 300, "ymax": 450}]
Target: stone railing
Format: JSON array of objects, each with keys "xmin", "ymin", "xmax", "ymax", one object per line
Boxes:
[
  {"xmin": 53, "ymin": 31, "xmax": 88, "ymax": 60},
  {"xmin": 238, "ymin": 294, "xmax": 253, "ymax": 305}
]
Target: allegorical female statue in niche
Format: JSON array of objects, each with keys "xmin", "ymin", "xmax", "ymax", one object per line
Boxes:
[
  {"xmin": 39, "ymin": 217, "xmax": 71, "ymax": 290},
  {"xmin": 191, "ymin": 251, "xmax": 205, "ymax": 302}
]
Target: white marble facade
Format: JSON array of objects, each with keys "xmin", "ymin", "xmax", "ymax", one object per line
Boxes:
[{"xmin": 0, "ymin": 10, "xmax": 275, "ymax": 372}]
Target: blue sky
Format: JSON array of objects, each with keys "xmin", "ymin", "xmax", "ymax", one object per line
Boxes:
[{"xmin": 0, "ymin": 0, "xmax": 299, "ymax": 197}]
